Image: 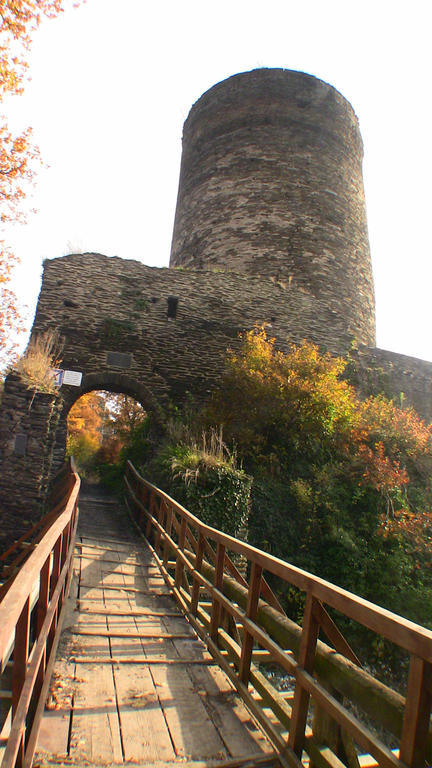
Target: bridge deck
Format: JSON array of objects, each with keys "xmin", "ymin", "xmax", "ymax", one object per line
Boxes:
[{"xmin": 35, "ymin": 489, "xmax": 276, "ymax": 768}]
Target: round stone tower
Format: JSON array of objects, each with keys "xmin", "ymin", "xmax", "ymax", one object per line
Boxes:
[{"xmin": 170, "ymin": 68, "xmax": 376, "ymax": 347}]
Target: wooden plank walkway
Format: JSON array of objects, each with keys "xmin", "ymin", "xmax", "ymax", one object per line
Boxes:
[{"xmin": 34, "ymin": 488, "xmax": 278, "ymax": 768}]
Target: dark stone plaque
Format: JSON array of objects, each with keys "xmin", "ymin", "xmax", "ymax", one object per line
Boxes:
[
  {"xmin": 14, "ymin": 434, "xmax": 27, "ymax": 456},
  {"xmin": 107, "ymin": 351, "xmax": 132, "ymax": 368}
]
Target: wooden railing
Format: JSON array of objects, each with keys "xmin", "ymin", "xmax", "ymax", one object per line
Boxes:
[
  {"xmin": 125, "ymin": 461, "xmax": 432, "ymax": 768},
  {"xmin": 0, "ymin": 459, "xmax": 80, "ymax": 768},
  {"xmin": 0, "ymin": 461, "xmax": 79, "ymax": 599}
]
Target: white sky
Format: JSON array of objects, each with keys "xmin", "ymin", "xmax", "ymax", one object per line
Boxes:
[{"xmin": 3, "ymin": 0, "xmax": 432, "ymax": 361}]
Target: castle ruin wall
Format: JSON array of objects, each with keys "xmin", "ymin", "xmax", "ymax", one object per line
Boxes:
[{"xmin": 1, "ymin": 68, "xmax": 431, "ymax": 542}]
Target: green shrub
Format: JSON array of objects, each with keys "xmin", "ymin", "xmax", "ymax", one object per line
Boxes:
[
  {"xmin": 169, "ymin": 463, "xmax": 251, "ymax": 537},
  {"xmin": 151, "ymin": 429, "xmax": 252, "ymax": 537}
]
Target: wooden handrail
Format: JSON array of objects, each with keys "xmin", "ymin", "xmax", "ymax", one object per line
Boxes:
[
  {"xmin": 125, "ymin": 463, "xmax": 432, "ymax": 659},
  {"xmin": 124, "ymin": 460, "xmax": 432, "ymax": 768},
  {"xmin": 0, "ymin": 460, "xmax": 80, "ymax": 768}
]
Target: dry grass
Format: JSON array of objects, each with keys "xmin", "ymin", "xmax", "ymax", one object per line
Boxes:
[
  {"xmin": 170, "ymin": 426, "xmax": 236, "ymax": 484},
  {"xmin": 14, "ymin": 330, "xmax": 63, "ymax": 393}
]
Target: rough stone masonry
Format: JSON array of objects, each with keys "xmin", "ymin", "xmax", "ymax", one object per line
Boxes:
[{"xmin": 1, "ymin": 68, "xmax": 431, "ymax": 543}]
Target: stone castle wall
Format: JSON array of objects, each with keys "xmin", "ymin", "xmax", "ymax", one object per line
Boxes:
[
  {"xmin": 352, "ymin": 346, "xmax": 432, "ymax": 423},
  {"xmin": 30, "ymin": 251, "xmax": 357, "ymax": 408},
  {"xmin": 29, "ymin": 253, "xmax": 432, "ymax": 423},
  {"xmin": 0, "ymin": 68, "xmax": 431, "ymax": 535},
  {"xmin": 0, "ymin": 375, "xmax": 62, "ymax": 551}
]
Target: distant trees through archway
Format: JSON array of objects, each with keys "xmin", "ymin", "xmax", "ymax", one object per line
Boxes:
[{"xmin": 66, "ymin": 390, "xmax": 147, "ymax": 479}]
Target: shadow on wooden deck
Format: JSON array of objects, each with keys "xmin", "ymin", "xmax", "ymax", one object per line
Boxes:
[{"xmin": 35, "ymin": 488, "xmax": 279, "ymax": 768}]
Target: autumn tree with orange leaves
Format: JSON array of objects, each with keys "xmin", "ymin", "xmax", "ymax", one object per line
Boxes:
[
  {"xmin": 66, "ymin": 391, "xmax": 105, "ymax": 468},
  {"xmin": 0, "ymin": 0, "xmax": 81, "ymax": 363},
  {"xmin": 204, "ymin": 328, "xmax": 432, "ymax": 634},
  {"xmin": 96, "ymin": 393, "xmax": 147, "ymax": 463},
  {"xmin": 66, "ymin": 391, "xmax": 147, "ymax": 474}
]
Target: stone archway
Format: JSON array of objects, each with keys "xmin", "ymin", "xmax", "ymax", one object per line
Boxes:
[
  {"xmin": 0, "ymin": 368, "xmax": 165, "ymax": 550},
  {"xmin": 52, "ymin": 372, "xmax": 165, "ymax": 476},
  {"xmin": 78, "ymin": 372, "xmax": 163, "ymax": 420}
]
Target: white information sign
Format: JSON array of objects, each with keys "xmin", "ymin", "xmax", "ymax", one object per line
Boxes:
[
  {"xmin": 63, "ymin": 370, "xmax": 83, "ymax": 387},
  {"xmin": 52, "ymin": 368, "xmax": 64, "ymax": 386}
]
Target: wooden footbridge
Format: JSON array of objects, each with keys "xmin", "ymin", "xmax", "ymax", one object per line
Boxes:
[{"xmin": 1, "ymin": 461, "xmax": 432, "ymax": 768}]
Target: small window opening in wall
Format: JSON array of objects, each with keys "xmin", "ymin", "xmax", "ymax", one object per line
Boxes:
[{"xmin": 167, "ymin": 296, "xmax": 179, "ymax": 319}]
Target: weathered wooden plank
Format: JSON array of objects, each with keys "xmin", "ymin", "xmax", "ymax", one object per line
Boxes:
[
  {"xmin": 67, "ymin": 554, "xmax": 123, "ymax": 764},
  {"xmin": 117, "ymin": 557, "xmax": 234, "ymax": 762},
  {"xmin": 187, "ymin": 664, "xmax": 273, "ymax": 759},
  {"xmin": 78, "ymin": 607, "xmax": 182, "ymax": 617},
  {"xmin": 79, "ymin": 533, "xmax": 136, "ymax": 545},
  {"xmin": 108, "ymin": 597, "xmax": 176, "ymax": 763},
  {"xmin": 114, "ymin": 659, "xmax": 176, "ymax": 762},
  {"xmin": 86, "ymin": 756, "xmax": 279, "ymax": 768},
  {"xmin": 101, "ymin": 567, "xmax": 164, "ymax": 578},
  {"xmin": 72, "ymin": 656, "xmax": 217, "ymax": 665},
  {"xmin": 75, "ymin": 594, "xmax": 136, "ymax": 602},
  {"xmin": 34, "ymin": 489, "xmax": 279, "ymax": 768},
  {"xmin": 107, "ymin": 542, "xmax": 179, "ymax": 764},
  {"xmin": 35, "ymin": 661, "xmax": 72, "ymax": 759},
  {"xmin": 76, "ymin": 541, "xmax": 142, "ymax": 555},
  {"xmin": 150, "ymin": 663, "xmax": 227, "ymax": 760},
  {"xmin": 70, "ymin": 629, "xmax": 194, "ymax": 639},
  {"xmin": 75, "ymin": 555, "xmax": 148, "ymax": 565},
  {"xmin": 80, "ymin": 582, "xmax": 171, "ymax": 595}
]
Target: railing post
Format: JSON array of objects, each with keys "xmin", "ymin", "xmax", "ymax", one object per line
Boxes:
[
  {"xmin": 61, "ymin": 518, "xmax": 71, "ymax": 564},
  {"xmin": 239, "ymin": 561, "xmax": 262, "ymax": 685},
  {"xmin": 59, "ymin": 520, "xmax": 71, "ymax": 606},
  {"xmin": 71, "ymin": 494, "xmax": 79, "ymax": 534},
  {"xmin": 138, "ymin": 483, "xmax": 148, "ymax": 529},
  {"xmin": 163, "ymin": 505, "xmax": 173, "ymax": 567},
  {"xmin": 50, "ymin": 535, "xmax": 62, "ymax": 597},
  {"xmin": 400, "ymin": 655, "xmax": 432, "ymax": 767},
  {"xmin": 287, "ymin": 592, "xmax": 320, "ymax": 758},
  {"xmin": 210, "ymin": 542, "xmax": 225, "ymax": 643},
  {"xmin": 174, "ymin": 517, "xmax": 187, "ymax": 590},
  {"xmin": 191, "ymin": 531, "xmax": 205, "ymax": 615},
  {"xmin": 47, "ymin": 535, "xmax": 62, "ymax": 655},
  {"xmin": 12, "ymin": 595, "xmax": 31, "ymax": 767},
  {"xmin": 146, "ymin": 491, "xmax": 155, "ymax": 539},
  {"xmin": 155, "ymin": 500, "xmax": 165, "ymax": 556},
  {"xmin": 34, "ymin": 555, "xmax": 51, "ymax": 698}
]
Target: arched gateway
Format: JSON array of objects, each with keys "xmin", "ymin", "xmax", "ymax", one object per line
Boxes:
[{"xmin": 1, "ymin": 69, "xmax": 432, "ymax": 543}]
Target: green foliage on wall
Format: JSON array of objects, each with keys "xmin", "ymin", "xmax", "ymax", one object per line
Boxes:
[
  {"xmin": 150, "ymin": 430, "xmax": 251, "ymax": 538},
  {"xmin": 204, "ymin": 327, "xmax": 432, "ymax": 639},
  {"xmin": 100, "ymin": 317, "xmax": 135, "ymax": 342},
  {"xmin": 168, "ymin": 464, "xmax": 251, "ymax": 538}
]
